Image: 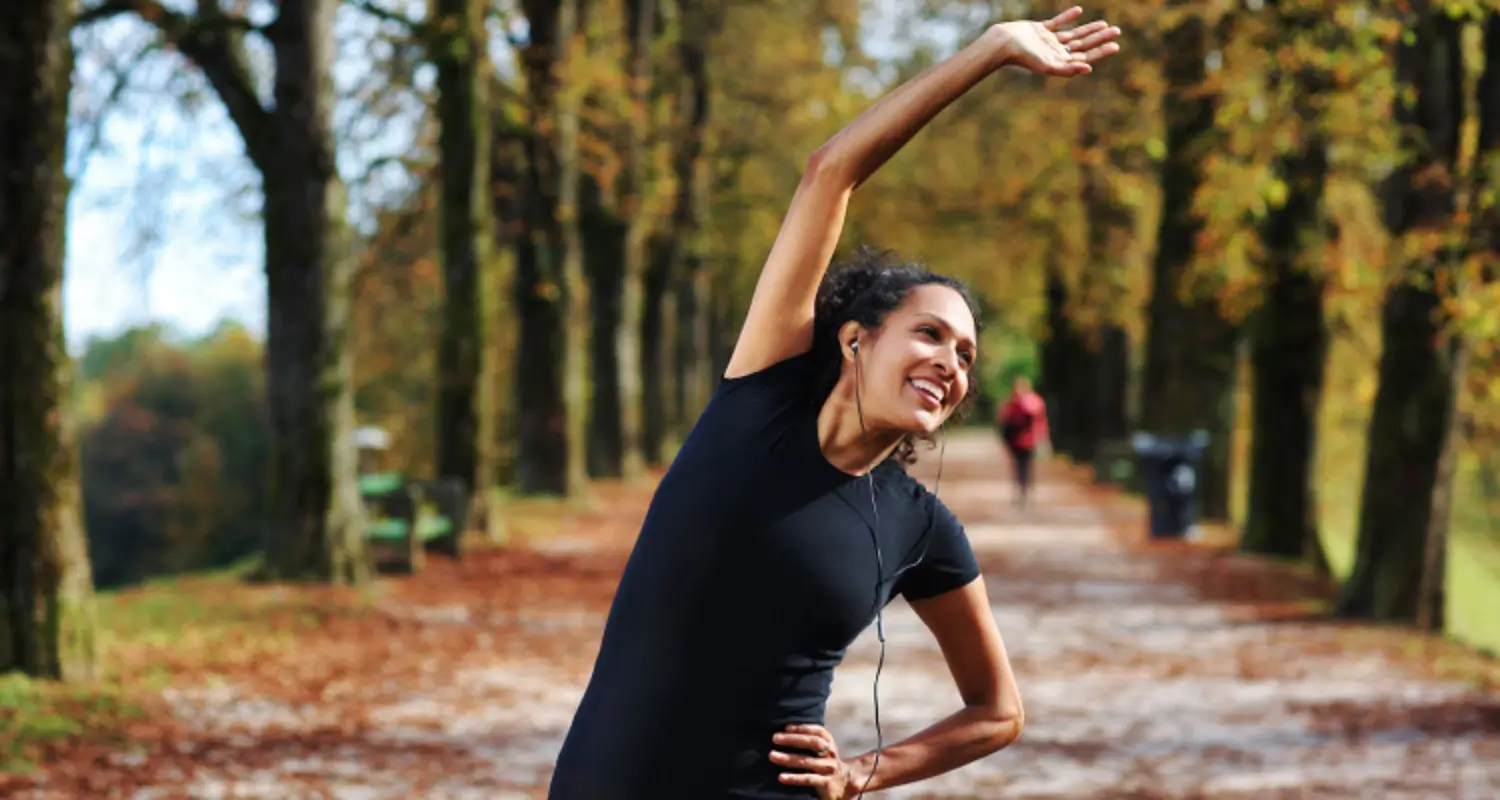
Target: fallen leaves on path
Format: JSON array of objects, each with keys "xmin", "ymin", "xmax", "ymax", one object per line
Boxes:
[{"xmin": 4, "ymin": 443, "xmax": 1498, "ymax": 799}]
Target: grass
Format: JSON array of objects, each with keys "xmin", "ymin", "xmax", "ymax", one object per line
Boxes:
[
  {"xmin": 1, "ymin": 557, "xmax": 383, "ymax": 776},
  {"xmin": 1, "ymin": 489, "xmax": 645, "ymax": 776},
  {"xmin": 1180, "ymin": 325, "xmax": 1500, "ymax": 662},
  {"xmin": 0, "ymin": 673, "xmax": 145, "ymax": 774},
  {"xmin": 1306, "ymin": 334, "xmax": 1500, "ymax": 660}
]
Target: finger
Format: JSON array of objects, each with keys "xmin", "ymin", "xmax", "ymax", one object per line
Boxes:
[
  {"xmin": 1075, "ymin": 41, "xmax": 1122, "ymax": 64},
  {"xmin": 777, "ymin": 771, "xmax": 827, "ymax": 787},
  {"xmin": 787, "ymin": 726, "xmax": 838, "ymax": 755},
  {"xmin": 785, "ymin": 723, "xmax": 834, "ymax": 740},
  {"xmin": 1055, "ymin": 19, "xmax": 1109, "ymax": 44},
  {"xmin": 1043, "ymin": 5, "xmax": 1084, "ymax": 30},
  {"xmin": 1064, "ymin": 25, "xmax": 1121, "ymax": 53},
  {"xmin": 772, "ymin": 733, "xmax": 829, "ymax": 753},
  {"xmin": 1046, "ymin": 61, "xmax": 1093, "ymax": 77},
  {"xmin": 769, "ymin": 750, "xmax": 841, "ymax": 774}
]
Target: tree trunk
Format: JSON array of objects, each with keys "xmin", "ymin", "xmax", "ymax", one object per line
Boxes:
[
  {"xmin": 1095, "ymin": 325, "xmax": 1130, "ymax": 444},
  {"xmin": 708, "ymin": 257, "xmax": 739, "ymax": 379},
  {"xmin": 1240, "ymin": 0, "xmax": 1338, "ymax": 565},
  {"xmin": 488, "ymin": 100, "xmax": 527, "ymax": 486},
  {"xmin": 580, "ymin": 0, "xmax": 654, "ymax": 480},
  {"xmin": 674, "ymin": 265, "xmax": 711, "ymax": 424},
  {"xmin": 1140, "ymin": 4, "xmax": 1239, "ymax": 521},
  {"xmin": 515, "ymin": 0, "xmax": 586, "ymax": 496},
  {"xmin": 259, "ymin": 0, "xmax": 369, "ymax": 583},
  {"xmin": 1340, "ymin": 283, "xmax": 1464, "ymax": 620},
  {"xmin": 1065, "ymin": 339, "xmax": 1100, "ymax": 463},
  {"xmin": 1076, "ymin": 96, "xmax": 1136, "ymax": 461},
  {"xmin": 0, "ymin": 0, "xmax": 97, "ymax": 680},
  {"xmin": 583, "ymin": 178, "xmax": 626, "ymax": 478},
  {"xmin": 434, "ymin": 0, "xmax": 495, "ymax": 497},
  {"xmin": 1338, "ymin": 7, "xmax": 1465, "ymax": 621},
  {"xmin": 1431, "ymin": 12, "xmax": 1500, "ymax": 624},
  {"xmin": 667, "ymin": 7, "xmax": 712, "ymax": 432},
  {"xmin": 1242, "ymin": 266, "xmax": 1328, "ymax": 558},
  {"xmin": 1417, "ymin": 337, "xmax": 1467, "ymax": 631},
  {"xmin": 614, "ymin": 0, "xmax": 655, "ymax": 480},
  {"xmin": 1476, "ymin": 13, "xmax": 1500, "ymax": 270},
  {"xmin": 557, "ymin": 0, "xmax": 590, "ymax": 497},
  {"xmin": 641, "ymin": 235, "xmax": 672, "ymax": 465},
  {"xmin": 1039, "ymin": 261, "xmax": 1090, "ymax": 459}
]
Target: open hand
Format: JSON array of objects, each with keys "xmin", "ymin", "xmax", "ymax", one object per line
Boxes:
[
  {"xmin": 992, "ymin": 6, "xmax": 1122, "ymax": 77},
  {"xmin": 770, "ymin": 723, "xmax": 860, "ymax": 799}
]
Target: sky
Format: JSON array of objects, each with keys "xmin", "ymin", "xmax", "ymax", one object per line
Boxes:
[{"xmin": 61, "ymin": 0, "xmax": 972, "ymax": 354}]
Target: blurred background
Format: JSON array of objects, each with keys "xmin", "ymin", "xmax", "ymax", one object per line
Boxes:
[{"xmin": 4, "ymin": 0, "xmax": 1500, "ymax": 787}]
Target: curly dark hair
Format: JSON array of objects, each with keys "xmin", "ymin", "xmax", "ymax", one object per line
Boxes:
[{"xmin": 808, "ymin": 246, "xmax": 983, "ymax": 464}]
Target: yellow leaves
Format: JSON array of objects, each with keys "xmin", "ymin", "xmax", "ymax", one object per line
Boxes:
[
  {"xmin": 412, "ymin": 258, "xmax": 436, "ymax": 282},
  {"xmin": 1262, "ymin": 177, "xmax": 1288, "ymax": 209}
]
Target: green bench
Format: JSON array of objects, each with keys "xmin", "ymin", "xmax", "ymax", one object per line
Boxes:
[{"xmin": 359, "ymin": 472, "xmax": 468, "ymax": 573}]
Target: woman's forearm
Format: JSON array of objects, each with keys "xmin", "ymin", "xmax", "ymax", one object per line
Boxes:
[
  {"xmin": 844, "ymin": 704, "xmax": 1023, "ymax": 795},
  {"xmin": 811, "ymin": 27, "xmax": 1016, "ymax": 189}
]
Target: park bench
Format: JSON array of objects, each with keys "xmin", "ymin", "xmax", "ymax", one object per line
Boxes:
[{"xmin": 358, "ymin": 472, "xmax": 469, "ymax": 574}]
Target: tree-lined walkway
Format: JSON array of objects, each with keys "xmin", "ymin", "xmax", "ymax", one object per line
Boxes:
[{"xmin": 7, "ymin": 432, "xmax": 1500, "ymax": 798}]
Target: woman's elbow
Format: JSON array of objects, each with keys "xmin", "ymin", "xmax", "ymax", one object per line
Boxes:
[
  {"xmin": 982, "ymin": 705, "xmax": 1024, "ymax": 752},
  {"xmin": 802, "ymin": 147, "xmax": 854, "ymax": 191}
]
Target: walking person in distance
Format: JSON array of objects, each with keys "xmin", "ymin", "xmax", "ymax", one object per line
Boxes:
[
  {"xmin": 996, "ymin": 375, "xmax": 1051, "ymax": 510},
  {"xmin": 548, "ymin": 8, "xmax": 1121, "ymax": 798}
]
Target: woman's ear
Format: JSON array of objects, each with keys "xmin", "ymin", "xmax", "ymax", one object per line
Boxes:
[{"xmin": 837, "ymin": 321, "xmax": 865, "ymax": 362}]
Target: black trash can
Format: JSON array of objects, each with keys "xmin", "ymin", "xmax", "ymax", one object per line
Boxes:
[{"xmin": 1130, "ymin": 430, "xmax": 1210, "ymax": 539}]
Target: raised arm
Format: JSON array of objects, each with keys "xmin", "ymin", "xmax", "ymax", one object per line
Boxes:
[{"xmin": 723, "ymin": 7, "xmax": 1122, "ymax": 379}]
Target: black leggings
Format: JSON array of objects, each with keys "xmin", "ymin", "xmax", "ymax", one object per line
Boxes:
[{"xmin": 1008, "ymin": 446, "xmax": 1034, "ymax": 498}]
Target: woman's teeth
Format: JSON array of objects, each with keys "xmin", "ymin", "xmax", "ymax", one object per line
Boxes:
[{"xmin": 910, "ymin": 378, "xmax": 945, "ymax": 404}]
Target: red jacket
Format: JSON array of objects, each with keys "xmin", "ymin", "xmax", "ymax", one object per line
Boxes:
[{"xmin": 997, "ymin": 391, "xmax": 1049, "ymax": 452}]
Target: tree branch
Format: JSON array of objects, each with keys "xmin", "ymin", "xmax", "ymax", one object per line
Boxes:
[
  {"xmin": 69, "ymin": 38, "xmax": 167, "ymax": 184},
  {"xmin": 75, "ymin": 0, "xmax": 260, "ymax": 34},
  {"xmin": 76, "ymin": 0, "xmax": 275, "ymax": 171},
  {"xmin": 346, "ymin": 0, "xmax": 429, "ymax": 39}
]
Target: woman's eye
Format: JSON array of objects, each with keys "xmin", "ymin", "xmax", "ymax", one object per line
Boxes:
[{"xmin": 919, "ymin": 326, "xmax": 940, "ymax": 340}]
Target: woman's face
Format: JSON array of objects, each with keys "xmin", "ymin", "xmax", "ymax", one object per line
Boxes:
[{"xmin": 851, "ymin": 284, "xmax": 978, "ymax": 435}]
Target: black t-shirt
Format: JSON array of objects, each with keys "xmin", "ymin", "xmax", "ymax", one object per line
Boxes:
[{"xmin": 548, "ymin": 352, "xmax": 981, "ymax": 799}]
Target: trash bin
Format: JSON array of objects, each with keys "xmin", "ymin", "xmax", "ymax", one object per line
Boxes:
[{"xmin": 1130, "ymin": 430, "xmax": 1210, "ymax": 539}]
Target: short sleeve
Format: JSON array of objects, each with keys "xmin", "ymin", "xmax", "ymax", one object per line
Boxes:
[
  {"xmin": 895, "ymin": 496, "xmax": 981, "ymax": 602},
  {"xmin": 693, "ymin": 351, "xmax": 818, "ymax": 443},
  {"xmin": 715, "ymin": 351, "xmax": 816, "ymax": 399}
]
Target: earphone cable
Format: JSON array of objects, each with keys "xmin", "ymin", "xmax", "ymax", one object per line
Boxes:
[
  {"xmin": 852, "ymin": 343, "xmax": 883, "ymax": 799},
  {"xmin": 849, "ymin": 343, "xmax": 948, "ymax": 799}
]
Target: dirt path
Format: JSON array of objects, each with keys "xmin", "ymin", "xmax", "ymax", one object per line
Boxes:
[{"xmin": 12, "ymin": 431, "xmax": 1500, "ymax": 798}]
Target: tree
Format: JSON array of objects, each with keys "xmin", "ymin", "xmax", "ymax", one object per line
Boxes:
[
  {"xmin": 1140, "ymin": 1, "xmax": 1240, "ymax": 521},
  {"xmin": 641, "ymin": 0, "xmax": 713, "ymax": 464},
  {"xmin": 514, "ymin": 0, "xmax": 590, "ymax": 495},
  {"xmin": 1053, "ymin": 50, "xmax": 1144, "ymax": 463},
  {"xmin": 432, "ymin": 0, "xmax": 498, "ymax": 499},
  {"xmin": 0, "ymin": 0, "xmax": 98, "ymax": 679},
  {"xmin": 1240, "ymin": 0, "xmax": 1340, "ymax": 564},
  {"xmin": 1415, "ymin": 9, "xmax": 1500, "ymax": 630},
  {"xmin": 578, "ymin": 0, "xmax": 657, "ymax": 480},
  {"xmin": 348, "ymin": 0, "xmax": 501, "ymax": 502},
  {"xmin": 78, "ymin": 0, "xmax": 370, "ymax": 583},
  {"xmin": 665, "ymin": 0, "xmax": 716, "ymax": 441},
  {"xmin": 1338, "ymin": 3, "xmax": 1466, "ymax": 622},
  {"xmin": 78, "ymin": 327, "xmax": 269, "ymax": 588}
]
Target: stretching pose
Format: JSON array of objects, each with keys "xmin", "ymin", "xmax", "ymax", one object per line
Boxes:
[{"xmin": 549, "ymin": 9, "xmax": 1121, "ymax": 798}]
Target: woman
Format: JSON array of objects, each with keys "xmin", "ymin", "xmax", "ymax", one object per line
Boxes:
[
  {"xmin": 549, "ymin": 9, "xmax": 1120, "ymax": 798},
  {"xmin": 997, "ymin": 375, "xmax": 1051, "ymax": 509}
]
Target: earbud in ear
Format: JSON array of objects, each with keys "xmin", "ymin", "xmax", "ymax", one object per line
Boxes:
[{"xmin": 850, "ymin": 340, "xmax": 860, "ymax": 353}]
